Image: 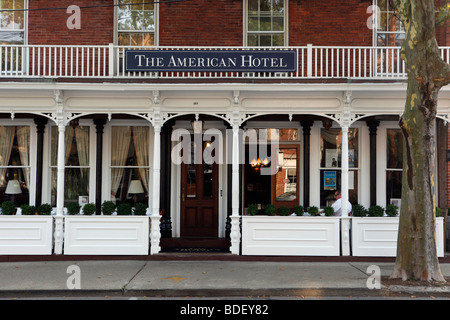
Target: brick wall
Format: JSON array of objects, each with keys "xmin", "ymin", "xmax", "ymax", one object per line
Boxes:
[
  {"xmin": 158, "ymin": 0, "xmax": 243, "ymax": 46},
  {"xmin": 25, "ymin": 1, "xmax": 450, "ymax": 47},
  {"xmin": 288, "ymin": 0, "xmax": 373, "ymax": 46},
  {"xmin": 28, "ymin": 0, "xmax": 114, "ymax": 45}
]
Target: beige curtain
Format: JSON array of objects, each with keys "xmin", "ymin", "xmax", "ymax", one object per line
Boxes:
[
  {"xmin": 16, "ymin": 126, "xmax": 30, "ymax": 188},
  {"xmin": 111, "ymin": 127, "xmax": 131, "ymax": 199},
  {"xmin": 0, "ymin": 126, "xmax": 15, "ymax": 187},
  {"xmin": 132, "ymin": 126, "xmax": 149, "ymax": 193},
  {"xmin": 75, "ymin": 126, "xmax": 90, "ymax": 177},
  {"xmin": 51, "ymin": 126, "xmax": 74, "ymax": 166}
]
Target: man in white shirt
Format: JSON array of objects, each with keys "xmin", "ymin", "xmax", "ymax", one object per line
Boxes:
[{"xmin": 331, "ymin": 190, "xmax": 352, "ymax": 216}]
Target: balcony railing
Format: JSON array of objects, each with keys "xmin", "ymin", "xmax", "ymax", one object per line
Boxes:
[{"xmin": 1, "ymin": 44, "xmax": 449, "ymax": 80}]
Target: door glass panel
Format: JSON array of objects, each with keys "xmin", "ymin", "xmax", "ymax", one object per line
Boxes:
[
  {"xmin": 274, "ymin": 147, "xmax": 297, "ymax": 202},
  {"xmin": 186, "ymin": 164, "xmax": 196, "ymax": 198},
  {"xmin": 203, "ymin": 163, "xmax": 213, "ymax": 198}
]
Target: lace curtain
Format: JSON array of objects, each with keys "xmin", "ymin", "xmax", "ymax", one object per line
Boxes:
[
  {"xmin": 110, "ymin": 127, "xmax": 132, "ymax": 200},
  {"xmin": 132, "ymin": 126, "xmax": 149, "ymax": 192},
  {"xmin": 0, "ymin": 127, "xmax": 15, "ymax": 187}
]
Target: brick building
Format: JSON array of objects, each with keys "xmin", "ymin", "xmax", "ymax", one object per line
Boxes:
[{"xmin": 0, "ymin": 0, "xmax": 447, "ymax": 257}]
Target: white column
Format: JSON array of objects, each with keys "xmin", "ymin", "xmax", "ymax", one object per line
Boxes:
[
  {"xmin": 230, "ymin": 125, "xmax": 241, "ymax": 255},
  {"xmin": 54, "ymin": 123, "xmax": 66, "ymax": 254},
  {"xmin": 150, "ymin": 124, "xmax": 162, "ymax": 255},
  {"xmin": 341, "ymin": 125, "xmax": 351, "ymax": 256}
]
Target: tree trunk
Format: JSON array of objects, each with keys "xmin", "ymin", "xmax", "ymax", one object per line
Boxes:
[{"xmin": 390, "ymin": 0, "xmax": 448, "ymax": 282}]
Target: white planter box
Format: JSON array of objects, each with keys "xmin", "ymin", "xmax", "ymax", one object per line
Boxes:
[
  {"xmin": 64, "ymin": 216, "xmax": 150, "ymax": 255},
  {"xmin": 242, "ymin": 216, "xmax": 341, "ymax": 256},
  {"xmin": 0, "ymin": 215, "xmax": 54, "ymax": 255},
  {"xmin": 351, "ymin": 217, "xmax": 444, "ymax": 257}
]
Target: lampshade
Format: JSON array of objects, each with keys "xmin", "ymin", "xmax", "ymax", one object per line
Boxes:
[
  {"xmin": 5, "ymin": 180, "xmax": 21, "ymax": 195},
  {"xmin": 128, "ymin": 180, "xmax": 144, "ymax": 194}
]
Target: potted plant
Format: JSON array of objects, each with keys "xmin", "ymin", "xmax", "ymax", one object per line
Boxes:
[
  {"xmin": 264, "ymin": 204, "xmax": 276, "ymax": 216},
  {"xmin": 278, "ymin": 205, "xmax": 290, "ymax": 216},
  {"xmin": 133, "ymin": 202, "xmax": 147, "ymax": 216},
  {"xmin": 436, "ymin": 206, "xmax": 441, "ymax": 217},
  {"xmin": 385, "ymin": 204, "xmax": 398, "ymax": 217},
  {"xmin": 20, "ymin": 204, "xmax": 36, "ymax": 216},
  {"xmin": 247, "ymin": 203, "xmax": 259, "ymax": 216},
  {"xmin": 117, "ymin": 203, "xmax": 132, "ymax": 216},
  {"xmin": 82, "ymin": 203, "xmax": 97, "ymax": 216},
  {"xmin": 368, "ymin": 205, "xmax": 384, "ymax": 217},
  {"xmin": 101, "ymin": 201, "xmax": 116, "ymax": 216},
  {"xmin": 1, "ymin": 201, "xmax": 16, "ymax": 215},
  {"xmin": 67, "ymin": 202, "xmax": 81, "ymax": 215},
  {"xmin": 38, "ymin": 203, "xmax": 52, "ymax": 215},
  {"xmin": 352, "ymin": 204, "xmax": 367, "ymax": 217},
  {"xmin": 293, "ymin": 205, "xmax": 304, "ymax": 216},
  {"xmin": 307, "ymin": 206, "xmax": 319, "ymax": 216},
  {"xmin": 324, "ymin": 206, "xmax": 334, "ymax": 216}
]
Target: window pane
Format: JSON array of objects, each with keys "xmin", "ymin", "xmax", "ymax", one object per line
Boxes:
[
  {"xmin": 248, "ymin": 17, "xmax": 259, "ymax": 31},
  {"xmin": 51, "ymin": 126, "xmax": 90, "ymax": 167},
  {"xmin": 51, "ymin": 168, "xmax": 89, "ymax": 207},
  {"xmin": 248, "ymin": 34, "xmax": 258, "ymax": 46},
  {"xmin": 386, "ymin": 170, "xmax": 402, "ymax": 204},
  {"xmin": 320, "ymin": 128, "xmax": 359, "ymax": 168},
  {"xmin": 273, "ymin": 16, "xmax": 284, "ymax": 31},
  {"xmin": 386, "ymin": 129, "xmax": 403, "ymax": 169},
  {"xmin": 1, "ymin": 168, "xmax": 30, "ymax": 206},
  {"xmin": 274, "ymin": 147, "xmax": 297, "ymax": 203},
  {"xmin": 320, "ymin": 170, "xmax": 358, "ymax": 207},
  {"xmin": 248, "ymin": 0, "xmax": 258, "ymax": 12},
  {"xmin": 247, "ymin": 0, "xmax": 285, "ymax": 46},
  {"xmin": 117, "ymin": 0, "xmax": 155, "ymax": 47},
  {"xmin": 260, "ymin": 34, "xmax": 272, "ymax": 46},
  {"xmin": 110, "ymin": 167, "xmax": 148, "ymax": 206},
  {"xmin": 203, "ymin": 164, "xmax": 213, "ymax": 198},
  {"xmin": 187, "ymin": 164, "xmax": 196, "ymax": 197}
]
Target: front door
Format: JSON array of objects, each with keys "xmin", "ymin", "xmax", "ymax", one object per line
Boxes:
[{"xmin": 180, "ymin": 159, "xmax": 219, "ymax": 238}]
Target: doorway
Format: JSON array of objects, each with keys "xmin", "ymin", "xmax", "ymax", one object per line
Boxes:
[{"xmin": 180, "ymin": 145, "xmax": 219, "ymax": 238}]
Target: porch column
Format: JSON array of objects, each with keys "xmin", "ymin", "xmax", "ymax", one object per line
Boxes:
[
  {"xmin": 94, "ymin": 118, "xmax": 107, "ymax": 215},
  {"xmin": 301, "ymin": 120, "xmax": 313, "ymax": 208},
  {"xmin": 341, "ymin": 124, "xmax": 351, "ymax": 256},
  {"xmin": 34, "ymin": 117, "xmax": 48, "ymax": 207},
  {"xmin": 54, "ymin": 112, "xmax": 66, "ymax": 255},
  {"xmin": 367, "ymin": 120, "xmax": 379, "ymax": 206},
  {"xmin": 150, "ymin": 123, "xmax": 162, "ymax": 255},
  {"xmin": 230, "ymin": 124, "xmax": 241, "ymax": 255}
]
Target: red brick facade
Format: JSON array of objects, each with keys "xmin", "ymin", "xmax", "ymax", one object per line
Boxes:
[
  {"xmin": 25, "ymin": 0, "xmax": 389, "ymax": 47},
  {"xmin": 28, "ymin": 0, "xmax": 114, "ymax": 45}
]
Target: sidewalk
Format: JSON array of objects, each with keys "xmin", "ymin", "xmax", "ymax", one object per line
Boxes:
[{"xmin": 1, "ymin": 255, "xmax": 450, "ymax": 298}]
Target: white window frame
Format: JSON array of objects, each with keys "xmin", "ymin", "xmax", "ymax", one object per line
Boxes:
[
  {"xmin": 372, "ymin": 0, "xmax": 405, "ymax": 47},
  {"xmin": 114, "ymin": 0, "xmax": 159, "ymax": 46},
  {"xmin": 103, "ymin": 120, "xmax": 153, "ymax": 207},
  {"xmin": 311, "ymin": 121, "xmax": 365, "ymax": 207},
  {"xmin": 0, "ymin": 0, "xmax": 28, "ymax": 44},
  {"xmin": 45, "ymin": 120, "xmax": 96, "ymax": 207},
  {"xmin": 0, "ymin": 120, "xmax": 35, "ymax": 205},
  {"xmin": 244, "ymin": 0, "xmax": 288, "ymax": 47}
]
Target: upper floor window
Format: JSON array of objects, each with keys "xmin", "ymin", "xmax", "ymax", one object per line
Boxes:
[
  {"xmin": 374, "ymin": 0, "xmax": 405, "ymax": 46},
  {"xmin": 0, "ymin": 0, "xmax": 26, "ymax": 44},
  {"xmin": 117, "ymin": 0, "xmax": 156, "ymax": 46},
  {"xmin": 246, "ymin": 0, "xmax": 286, "ymax": 46}
]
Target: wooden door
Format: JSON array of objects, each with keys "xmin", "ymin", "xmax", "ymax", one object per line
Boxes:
[{"xmin": 180, "ymin": 160, "xmax": 219, "ymax": 238}]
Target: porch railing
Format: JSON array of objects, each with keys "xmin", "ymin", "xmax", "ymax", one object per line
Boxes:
[{"xmin": 1, "ymin": 44, "xmax": 449, "ymax": 80}]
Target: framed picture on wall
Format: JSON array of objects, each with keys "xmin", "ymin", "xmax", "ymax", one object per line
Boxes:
[
  {"xmin": 324, "ymin": 171, "xmax": 336, "ymax": 190},
  {"xmin": 325, "ymin": 149, "xmax": 338, "ymax": 167},
  {"xmin": 390, "ymin": 198, "xmax": 401, "ymax": 211}
]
